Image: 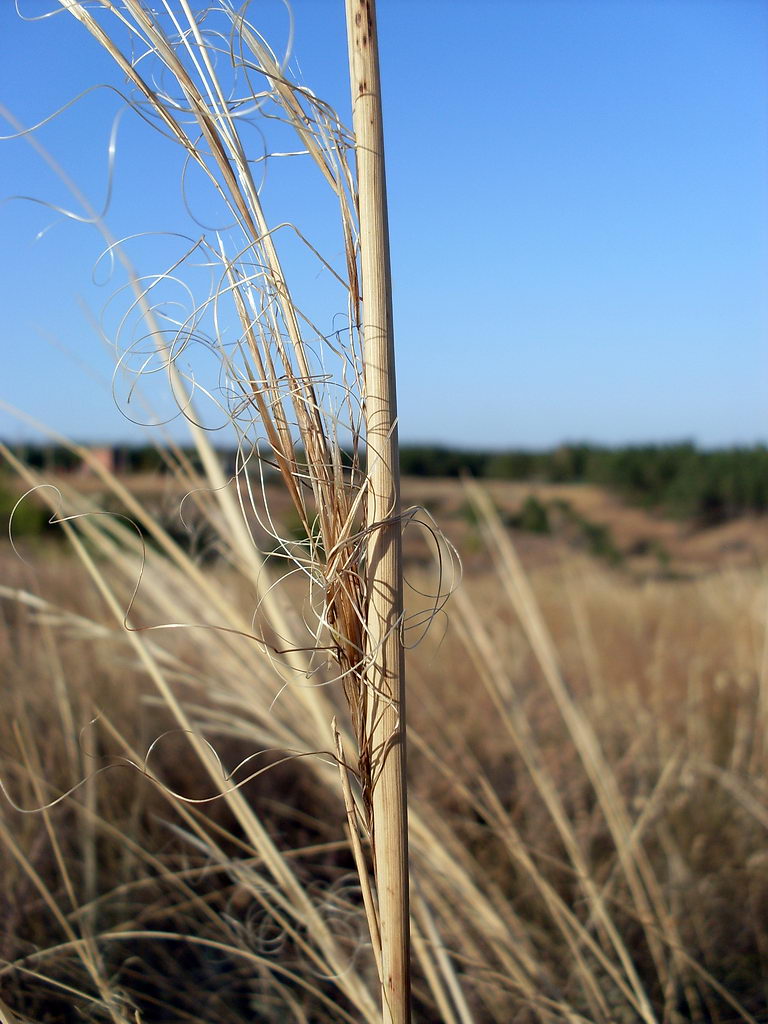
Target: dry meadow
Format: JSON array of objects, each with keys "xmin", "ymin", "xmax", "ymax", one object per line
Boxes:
[{"xmin": 2, "ymin": 468, "xmax": 767, "ymax": 1023}]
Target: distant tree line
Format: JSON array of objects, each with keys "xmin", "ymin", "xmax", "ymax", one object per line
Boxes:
[
  {"xmin": 400, "ymin": 442, "xmax": 768, "ymax": 524},
  {"xmin": 6, "ymin": 443, "xmax": 201, "ymax": 475},
  {"xmin": 4, "ymin": 440, "xmax": 768, "ymax": 524}
]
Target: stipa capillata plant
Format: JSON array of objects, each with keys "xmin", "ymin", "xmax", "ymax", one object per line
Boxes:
[{"xmin": 8, "ymin": 1, "xmax": 457, "ymax": 1020}]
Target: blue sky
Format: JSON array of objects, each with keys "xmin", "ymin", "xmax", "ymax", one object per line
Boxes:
[{"xmin": 1, "ymin": 0, "xmax": 766, "ymax": 449}]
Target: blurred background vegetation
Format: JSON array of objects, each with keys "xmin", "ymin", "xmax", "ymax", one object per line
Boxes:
[{"xmin": 6, "ymin": 440, "xmax": 768, "ymax": 528}]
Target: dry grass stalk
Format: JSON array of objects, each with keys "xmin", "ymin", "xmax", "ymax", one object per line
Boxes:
[
  {"xmin": 29, "ymin": 1, "xmax": 410, "ymax": 1018},
  {"xmin": 344, "ymin": 1, "xmax": 410, "ymax": 1021}
]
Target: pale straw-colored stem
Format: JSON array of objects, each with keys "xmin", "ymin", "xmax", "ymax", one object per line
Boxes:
[{"xmin": 344, "ymin": 2, "xmax": 410, "ymax": 1022}]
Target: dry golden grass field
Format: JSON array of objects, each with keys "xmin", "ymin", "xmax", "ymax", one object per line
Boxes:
[
  {"xmin": 2, "ymin": 469, "xmax": 768, "ymax": 1023},
  {"xmin": 4, "ymin": 1, "xmax": 766, "ymax": 1019}
]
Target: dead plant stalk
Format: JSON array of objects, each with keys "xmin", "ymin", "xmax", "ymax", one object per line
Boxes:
[{"xmin": 345, "ymin": 1, "xmax": 410, "ymax": 1021}]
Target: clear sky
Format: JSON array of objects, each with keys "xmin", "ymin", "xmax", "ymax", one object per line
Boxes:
[{"xmin": 1, "ymin": 0, "xmax": 766, "ymax": 449}]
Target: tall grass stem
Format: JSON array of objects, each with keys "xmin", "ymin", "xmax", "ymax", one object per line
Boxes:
[{"xmin": 344, "ymin": 1, "xmax": 410, "ymax": 1021}]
